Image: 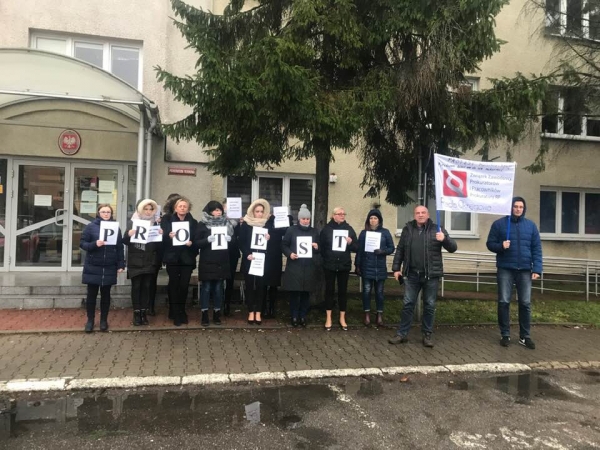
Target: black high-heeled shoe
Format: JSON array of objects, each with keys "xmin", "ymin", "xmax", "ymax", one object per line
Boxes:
[
  {"xmin": 324, "ymin": 322, "xmax": 332, "ymax": 331},
  {"xmin": 339, "ymin": 322, "xmax": 348, "ymax": 331},
  {"xmin": 248, "ymin": 313, "xmax": 255, "ymax": 325}
]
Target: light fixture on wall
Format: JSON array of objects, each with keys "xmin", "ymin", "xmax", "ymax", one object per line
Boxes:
[{"xmin": 329, "ymin": 173, "xmax": 338, "ymax": 183}]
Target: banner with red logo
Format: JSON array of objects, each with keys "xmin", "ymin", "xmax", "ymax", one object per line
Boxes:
[{"xmin": 434, "ymin": 154, "xmax": 516, "ymax": 216}]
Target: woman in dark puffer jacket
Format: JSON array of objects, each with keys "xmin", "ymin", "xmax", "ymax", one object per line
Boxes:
[
  {"xmin": 80, "ymin": 203, "xmax": 125, "ymax": 333},
  {"xmin": 123, "ymin": 199, "xmax": 163, "ymax": 327}
]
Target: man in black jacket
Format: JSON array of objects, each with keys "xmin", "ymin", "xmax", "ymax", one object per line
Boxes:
[{"xmin": 389, "ymin": 205, "xmax": 457, "ymax": 347}]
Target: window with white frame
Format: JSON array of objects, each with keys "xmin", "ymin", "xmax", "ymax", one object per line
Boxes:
[
  {"xmin": 546, "ymin": 0, "xmax": 600, "ymax": 39},
  {"xmin": 225, "ymin": 175, "xmax": 314, "ymax": 223},
  {"xmin": 540, "ymin": 188, "xmax": 600, "ymax": 237},
  {"xmin": 396, "ymin": 192, "xmax": 477, "ymax": 237},
  {"xmin": 31, "ymin": 32, "xmax": 142, "ymax": 90},
  {"xmin": 542, "ymin": 88, "xmax": 600, "ymax": 138}
]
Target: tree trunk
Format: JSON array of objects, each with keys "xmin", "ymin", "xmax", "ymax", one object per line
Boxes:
[{"xmin": 314, "ymin": 148, "xmax": 330, "ymax": 230}]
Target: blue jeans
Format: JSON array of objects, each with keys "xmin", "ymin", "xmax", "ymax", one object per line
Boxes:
[
  {"xmin": 497, "ymin": 268, "xmax": 532, "ymax": 339},
  {"xmin": 200, "ymin": 279, "xmax": 223, "ymax": 311},
  {"xmin": 395, "ymin": 272, "xmax": 439, "ymax": 336},
  {"xmin": 362, "ymin": 278, "xmax": 385, "ymax": 312}
]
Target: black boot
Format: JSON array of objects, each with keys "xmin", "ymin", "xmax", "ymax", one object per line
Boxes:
[
  {"xmin": 168, "ymin": 303, "xmax": 175, "ymax": 320},
  {"xmin": 141, "ymin": 309, "xmax": 149, "ymax": 325},
  {"xmin": 133, "ymin": 310, "xmax": 142, "ymax": 326},
  {"xmin": 213, "ymin": 310, "xmax": 221, "ymax": 325},
  {"xmin": 173, "ymin": 304, "xmax": 183, "ymax": 326},
  {"xmin": 201, "ymin": 310, "xmax": 210, "ymax": 326},
  {"xmin": 181, "ymin": 308, "xmax": 189, "ymax": 324},
  {"xmin": 268, "ymin": 298, "xmax": 276, "ymax": 319},
  {"xmin": 84, "ymin": 320, "xmax": 94, "ymax": 333},
  {"xmin": 99, "ymin": 319, "xmax": 109, "ymax": 332},
  {"xmin": 223, "ymin": 300, "xmax": 231, "ymax": 317}
]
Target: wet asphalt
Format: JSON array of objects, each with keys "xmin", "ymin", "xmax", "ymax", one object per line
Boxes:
[{"xmin": 1, "ymin": 370, "xmax": 599, "ymax": 449}]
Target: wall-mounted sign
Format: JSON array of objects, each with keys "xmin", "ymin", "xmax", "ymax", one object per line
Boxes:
[
  {"xmin": 168, "ymin": 167, "xmax": 196, "ymax": 176},
  {"xmin": 58, "ymin": 129, "xmax": 82, "ymax": 155}
]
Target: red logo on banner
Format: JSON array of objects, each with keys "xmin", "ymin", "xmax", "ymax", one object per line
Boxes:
[
  {"xmin": 443, "ymin": 170, "xmax": 468, "ymax": 197},
  {"xmin": 58, "ymin": 130, "xmax": 82, "ymax": 155}
]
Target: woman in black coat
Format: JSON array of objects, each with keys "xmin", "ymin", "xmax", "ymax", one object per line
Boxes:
[
  {"xmin": 320, "ymin": 206, "xmax": 358, "ymax": 331},
  {"xmin": 195, "ymin": 201, "xmax": 234, "ymax": 326},
  {"xmin": 282, "ymin": 204, "xmax": 320, "ymax": 327},
  {"xmin": 261, "ymin": 213, "xmax": 292, "ymax": 318},
  {"xmin": 161, "ymin": 197, "xmax": 198, "ymax": 326},
  {"xmin": 239, "ymin": 199, "xmax": 271, "ymax": 325},
  {"xmin": 123, "ymin": 199, "xmax": 162, "ymax": 327},
  {"xmin": 80, "ymin": 204, "xmax": 125, "ymax": 333}
]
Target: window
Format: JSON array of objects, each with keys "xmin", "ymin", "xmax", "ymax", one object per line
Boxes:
[
  {"xmin": 542, "ymin": 88, "xmax": 600, "ymax": 139},
  {"xmin": 546, "ymin": 0, "xmax": 600, "ymax": 39},
  {"xmin": 31, "ymin": 32, "xmax": 142, "ymax": 89},
  {"xmin": 225, "ymin": 174, "xmax": 315, "ymax": 223},
  {"xmin": 540, "ymin": 188, "xmax": 600, "ymax": 238}
]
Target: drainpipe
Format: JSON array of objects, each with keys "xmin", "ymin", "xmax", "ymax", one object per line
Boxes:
[
  {"xmin": 136, "ymin": 106, "xmax": 146, "ymax": 202},
  {"xmin": 144, "ymin": 109, "xmax": 158, "ymax": 199}
]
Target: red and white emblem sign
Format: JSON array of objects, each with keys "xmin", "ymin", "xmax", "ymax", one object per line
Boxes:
[
  {"xmin": 58, "ymin": 130, "xmax": 82, "ymax": 155},
  {"xmin": 443, "ymin": 170, "xmax": 468, "ymax": 198}
]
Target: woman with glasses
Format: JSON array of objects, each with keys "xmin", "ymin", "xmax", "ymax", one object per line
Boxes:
[
  {"xmin": 320, "ymin": 207, "xmax": 358, "ymax": 331},
  {"xmin": 80, "ymin": 204, "xmax": 125, "ymax": 332},
  {"xmin": 123, "ymin": 199, "xmax": 163, "ymax": 326}
]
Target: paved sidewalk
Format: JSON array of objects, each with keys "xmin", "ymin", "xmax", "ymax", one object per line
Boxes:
[{"xmin": 0, "ymin": 325, "xmax": 598, "ymax": 386}]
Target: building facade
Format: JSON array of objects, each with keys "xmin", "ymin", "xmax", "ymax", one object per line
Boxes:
[{"xmin": 0, "ymin": 0, "xmax": 598, "ymax": 274}]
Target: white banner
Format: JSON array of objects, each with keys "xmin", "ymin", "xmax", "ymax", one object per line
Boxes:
[
  {"xmin": 226, "ymin": 197, "xmax": 242, "ymax": 219},
  {"xmin": 250, "ymin": 226, "xmax": 268, "ymax": 250},
  {"xmin": 248, "ymin": 252, "xmax": 265, "ymax": 276},
  {"xmin": 434, "ymin": 154, "xmax": 516, "ymax": 216},
  {"xmin": 296, "ymin": 236, "xmax": 313, "ymax": 258},
  {"xmin": 332, "ymin": 230, "xmax": 348, "ymax": 252},
  {"xmin": 210, "ymin": 226, "xmax": 228, "ymax": 250},
  {"xmin": 172, "ymin": 222, "xmax": 190, "ymax": 246}
]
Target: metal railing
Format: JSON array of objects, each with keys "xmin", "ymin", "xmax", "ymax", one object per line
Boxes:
[{"xmin": 441, "ymin": 251, "xmax": 600, "ymax": 301}]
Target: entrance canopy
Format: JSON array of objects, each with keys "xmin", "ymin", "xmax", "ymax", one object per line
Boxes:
[{"xmin": 0, "ymin": 48, "xmax": 162, "ymax": 200}]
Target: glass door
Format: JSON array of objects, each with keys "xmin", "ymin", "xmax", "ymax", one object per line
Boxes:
[
  {"xmin": 10, "ymin": 162, "xmax": 69, "ymax": 269},
  {"xmin": 69, "ymin": 165, "xmax": 122, "ymax": 268}
]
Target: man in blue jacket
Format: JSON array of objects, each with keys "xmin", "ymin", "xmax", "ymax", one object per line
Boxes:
[{"xmin": 486, "ymin": 196, "xmax": 542, "ymax": 349}]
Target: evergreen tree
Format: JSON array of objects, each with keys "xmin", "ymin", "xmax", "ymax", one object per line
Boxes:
[{"xmin": 157, "ymin": 0, "xmax": 547, "ymax": 228}]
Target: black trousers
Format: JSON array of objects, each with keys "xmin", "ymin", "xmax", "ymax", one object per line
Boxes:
[
  {"xmin": 131, "ymin": 273, "xmax": 153, "ymax": 310},
  {"xmin": 225, "ymin": 256, "xmax": 239, "ymax": 303},
  {"xmin": 324, "ymin": 269, "xmax": 350, "ymax": 312},
  {"xmin": 86, "ymin": 284, "xmax": 112, "ymax": 321},
  {"xmin": 166, "ymin": 265, "xmax": 193, "ymax": 311},
  {"xmin": 244, "ymin": 274, "xmax": 266, "ymax": 313},
  {"xmin": 149, "ymin": 269, "xmax": 159, "ymax": 310}
]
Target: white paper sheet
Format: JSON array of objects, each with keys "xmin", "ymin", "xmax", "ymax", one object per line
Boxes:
[
  {"xmin": 226, "ymin": 197, "xmax": 242, "ymax": 219},
  {"xmin": 250, "ymin": 226, "xmax": 268, "ymax": 250},
  {"xmin": 98, "ymin": 180, "xmax": 115, "ymax": 192},
  {"xmin": 80, "ymin": 202, "xmax": 97, "ymax": 214},
  {"xmin": 172, "ymin": 222, "xmax": 190, "ymax": 246},
  {"xmin": 273, "ymin": 206, "xmax": 290, "ymax": 228},
  {"xmin": 248, "ymin": 252, "xmax": 265, "ymax": 276},
  {"xmin": 210, "ymin": 226, "xmax": 228, "ymax": 250},
  {"xmin": 34, "ymin": 194, "xmax": 52, "ymax": 207},
  {"xmin": 81, "ymin": 190, "xmax": 97, "ymax": 202},
  {"xmin": 147, "ymin": 225, "xmax": 163, "ymax": 243},
  {"xmin": 332, "ymin": 230, "xmax": 348, "ymax": 252},
  {"xmin": 364, "ymin": 231, "xmax": 381, "ymax": 253},
  {"xmin": 99, "ymin": 221, "xmax": 119, "ymax": 245},
  {"xmin": 130, "ymin": 220, "xmax": 152, "ymax": 244},
  {"xmin": 296, "ymin": 236, "xmax": 313, "ymax": 258}
]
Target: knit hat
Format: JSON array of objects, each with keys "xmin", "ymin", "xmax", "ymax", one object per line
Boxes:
[
  {"xmin": 298, "ymin": 204, "xmax": 311, "ymax": 220},
  {"xmin": 203, "ymin": 200, "xmax": 224, "ymax": 215}
]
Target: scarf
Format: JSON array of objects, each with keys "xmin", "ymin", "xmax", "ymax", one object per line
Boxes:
[
  {"xmin": 201, "ymin": 211, "xmax": 234, "ymax": 235},
  {"xmin": 243, "ymin": 198, "xmax": 270, "ymax": 227}
]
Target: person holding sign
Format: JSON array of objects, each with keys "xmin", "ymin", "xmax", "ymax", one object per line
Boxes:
[
  {"xmin": 161, "ymin": 197, "xmax": 198, "ymax": 326},
  {"xmin": 80, "ymin": 204, "xmax": 125, "ymax": 333},
  {"xmin": 486, "ymin": 197, "xmax": 542, "ymax": 350},
  {"xmin": 389, "ymin": 205, "xmax": 457, "ymax": 348},
  {"xmin": 261, "ymin": 211, "xmax": 293, "ymax": 319},
  {"xmin": 282, "ymin": 204, "xmax": 320, "ymax": 328},
  {"xmin": 123, "ymin": 199, "xmax": 163, "ymax": 326},
  {"xmin": 355, "ymin": 209, "xmax": 395, "ymax": 327},
  {"xmin": 239, "ymin": 199, "xmax": 271, "ymax": 325},
  {"xmin": 320, "ymin": 207, "xmax": 358, "ymax": 331},
  {"xmin": 195, "ymin": 201, "xmax": 234, "ymax": 326}
]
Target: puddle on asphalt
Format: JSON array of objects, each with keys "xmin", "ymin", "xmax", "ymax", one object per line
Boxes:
[
  {"xmin": 444, "ymin": 373, "xmax": 582, "ymax": 405},
  {"xmin": 0, "ymin": 383, "xmax": 338, "ymax": 441}
]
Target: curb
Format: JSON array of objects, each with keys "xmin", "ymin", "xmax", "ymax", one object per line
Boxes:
[{"xmin": 2, "ymin": 361, "xmax": 599, "ymax": 393}]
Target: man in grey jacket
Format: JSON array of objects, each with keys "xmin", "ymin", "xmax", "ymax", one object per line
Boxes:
[{"xmin": 389, "ymin": 206, "xmax": 457, "ymax": 347}]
